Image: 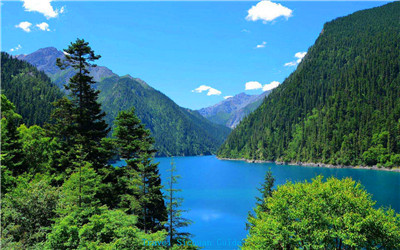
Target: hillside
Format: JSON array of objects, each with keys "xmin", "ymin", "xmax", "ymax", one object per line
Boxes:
[
  {"xmin": 218, "ymin": 2, "xmax": 400, "ymax": 167},
  {"xmin": 198, "ymin": 91, "xmax": 270, "ymax": 128},
  {"xmin": 1, "ymin": 52, "xmax": 63, "ymax": 126},
  {"xmin": 16, "ymin": 48, "xmax": 230, "ymax": 156},
  {"xmin": 97, "ymin": 75, "xmax": 231, "ymax": 156}
]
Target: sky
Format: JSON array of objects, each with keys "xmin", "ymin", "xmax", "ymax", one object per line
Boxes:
[{"xmin": 1, "ymin": 0, "xmax": 390, "ymax": 110}]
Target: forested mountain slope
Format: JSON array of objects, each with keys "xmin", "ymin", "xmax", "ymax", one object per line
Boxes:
[
  {"xmin": 97, "ymin": 75, "xmax": 231, "ymax": 156},
  {"xmin": 1, "ymin": 52, "xmax": 63, "ymax": 126},
  {"xmin": 218, "ymin": 2, "xmax": 400, "ymax": 167},
  {"xmin": 198, "ymin": 91, "xmax": 270, "ymax": 128}
]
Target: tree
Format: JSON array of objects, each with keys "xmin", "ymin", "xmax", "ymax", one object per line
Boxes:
[
  {"xmin": 165, "ymin": 159, "xmax": 193, "ymax": 247},
  {"xmin": 1, "ymin": 175, "xmax": 59, "ymax": 249},
  {"xmin": 1, "ymin": 95, "xmax": 24, "ymax": 192},
  {"xmin": 52, "ymin": 38, "xmax": 110, "ymax": 168},
  {"xmin": 246, "ymin": 169, "xmax": 275, "ymax": 230},
  {"xmin": 243, "ymin": 176, "xmax": 400, "ymax": 249},
  {"xmin": 113, "ymin": 108, "xmax": 167, "ymax": 233}
]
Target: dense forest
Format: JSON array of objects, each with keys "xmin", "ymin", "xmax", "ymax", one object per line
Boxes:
[
  {"xmin": 14, "ymin": 47, "xmax": 231, "ymax": 157},
  {"xmin": 218, "ymin": 2, "xmax": 400, "ymax": 168},
  {"xmin": 1, "ymin": 52, "xmax": 63, "ymax": 126},
  {"xmin": 1, "ymin": 39, "xmax": 194, "ymax": 249}
]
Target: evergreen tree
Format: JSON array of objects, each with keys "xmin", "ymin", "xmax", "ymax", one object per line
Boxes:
[
  {"xmin": 246, "ymin": 169, "xmax": 275, "ymax": 230},
  {"xmin": 165, "ymin": 160, "xmax": 192, "ymax": 247},
  {"xmin": 52, "ymin": 38, "xmax": 110, "ymax": 168},
  {"xmin": 113, "ymin": 108, "xmax": 167, "ymax": 233}
]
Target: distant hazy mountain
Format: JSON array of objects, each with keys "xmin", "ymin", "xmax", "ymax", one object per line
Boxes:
[
  {"xmin": 198, "ymin": 91, "xmax": 270, "ymax": 128},
  {"xmin": 16, "ymin": 47, "xmax": 230, "ymax": 156},
  {"xmin": 16, "ymin": 47, "xmax": 117, "ymax": 90}
]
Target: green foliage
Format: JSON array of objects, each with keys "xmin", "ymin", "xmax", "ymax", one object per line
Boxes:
[
  {"xmin": 165, "ymin": 160, "xmax": 193, "ymax": 247},
  {"xmin": 1, "ymin": 52, "xmax": 63, "ymax": 126},
  {"xmin": 1, "ymin": 94, "xmax": 24, "ymax": 191},
  {"xmin": 1, "ymin": 175, "xmax": 60, "ymax": 249},
  {"xmin": 17, "ymin": 124, "xmax": 58, "ymax": 175},
  {"xmin": 218, "ymin": 2, "xmax": 400, "ymax": 168},
  {"xmin": 46, "ymin": 207, "xmax": 167, "ymax": 249},
  {"xmin": 243, "ymin": 176, "xmax": 400, "ymax": 249}
]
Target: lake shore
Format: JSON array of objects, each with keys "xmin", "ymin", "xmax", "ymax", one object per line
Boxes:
[{"xmin": 217, "ymin": 157, "xmax": 400, "ymax": 173}]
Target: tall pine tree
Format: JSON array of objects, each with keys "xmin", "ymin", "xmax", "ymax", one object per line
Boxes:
[{"xmin": 51, "ymin": 38, "xmax": 110, "ymax": 169}]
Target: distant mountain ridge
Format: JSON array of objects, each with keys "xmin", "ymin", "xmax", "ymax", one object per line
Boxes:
[
  {"xmin": 198, "ymin": 91, "xmax": 270, "ymax": 128},
  {"xmin": 16, "ymin": 47, "xmax": 117, "ymax": 90},
  {"xmin": 16, "ymin": 47, "xmax": 230, "ymax": 156}
]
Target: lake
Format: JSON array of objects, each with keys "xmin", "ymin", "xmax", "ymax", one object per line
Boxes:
[{"xmin": 114, "ymin": 155, "xmax": 400, "ymax": 249}]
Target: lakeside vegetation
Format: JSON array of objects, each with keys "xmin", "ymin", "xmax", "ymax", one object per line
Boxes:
[
  {"xmin": 218, "ymin": 2, "xmax": 400, "ymax": 169},
  {"xmin": 1, "ymin": 39, "xmax": 193, "ymax": 249},
  {"xmin": 244, "ymin": 174, "xmax": 400, "ymax": 249}
]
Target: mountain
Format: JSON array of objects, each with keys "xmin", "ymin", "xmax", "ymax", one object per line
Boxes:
[
  {"xmin": 97, "ymin": 75, "xmax": 231, "ymax": 156},
  {"xmin": 198, "ymin": 91, "xmax": 270, "ymax": 128},
  {"xmin": 16, "ymin": 47, "xmax": 117, "ymax": 90},
  {"xmin": 1, "ymin": 52, "xmax": 63, "ymax": 126},
  {"xmin": 218, "ymin": 2, "xmax": 400, "ymax": 168},
  {"xmin": 16, "ymin": 48, "xmax": 230, "ymax": 156}
]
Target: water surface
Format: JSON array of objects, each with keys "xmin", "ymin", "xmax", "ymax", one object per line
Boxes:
[{"xmin": 114, "ymin": 155, "xmax": 400, "ymax": 249}]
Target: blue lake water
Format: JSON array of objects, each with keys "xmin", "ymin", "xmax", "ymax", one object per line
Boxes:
[{"xmin": 114, "ymin": 155, "xmax": 400, "ymax": 249}]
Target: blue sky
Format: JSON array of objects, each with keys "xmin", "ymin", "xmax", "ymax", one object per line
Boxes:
[{"xmin": 2, "ymin": 1, "xmax": 389, "ymax": 109}]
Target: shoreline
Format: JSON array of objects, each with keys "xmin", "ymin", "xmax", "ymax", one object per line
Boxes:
[{"xmin": 217, "ymin": 157, "xmax": 400, "ymax": 173}]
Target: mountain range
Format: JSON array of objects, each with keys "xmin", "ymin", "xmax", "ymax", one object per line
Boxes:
[
  {"xmin": 12, "ymin": 48, "xmax": 230, "ymax": 156},
  {"xmin": 218, "ymin": 1, "xmax": 400, "ymax": 168},
  {"xmin": 197, "ymin": 91, "xmax": 271, "ymax": 128}
]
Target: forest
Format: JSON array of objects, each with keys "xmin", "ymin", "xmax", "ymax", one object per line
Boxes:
[
  {"xmin": 1, "ymin": 39, "xmax": 194, "ymax": 249},
  {"xmin": 218, "ymin": 2, "xmax": 400, "ymax": 168}
]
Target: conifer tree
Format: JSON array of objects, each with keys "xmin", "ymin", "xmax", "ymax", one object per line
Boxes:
[
  {"xmin": 113, "ymin": 108, "xmax": 167, "ymax": 233},
  {"xmin": 246, "ymin": 169, "xmax": 275, "ymax": 230},
  {"xmin": 165, "ymin": 160, "xmax": 192, "ymax": 246},
  {"xmin": 52, "ymin": 38, "xmax": 110, "ymax": 168}
]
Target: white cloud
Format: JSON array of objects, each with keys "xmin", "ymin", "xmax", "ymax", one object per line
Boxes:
[
  {"xmin": 262, "ymin": 81, "xmax": 280, "ymax": 91},
  {"xmin": 295, "ymin": 51, "xmax": 307, "ymax": 63},
  {"xmin": 15, "ymin": 21, "xmax": 32, "ymax": 32},
  {"xmin": 10, "ymin": 44, "xmax": 22, "ymax": 52},
  {"xmin": 241, "ymin": 29, "xmax": 250, "ymax": 33},
  {"xmin": 207, "ymin": 88, "xmax": 221, "ymax": 96},
  {"xmin": 192, "ymin": 85, "xmax": 221, "ymax": 96},
  {"xmin": 284, "ymin": 51, "xmax": 307, "ymax": 67},
  {"xmin": 224, "ymin": 96, "xmax": 233, "ymax": 100},
  {"xmin": 284, "ymin": 61, "xmax": 297, "ymax": 67},
  {"xmin": 256, "ymin": 41, "xmax": 267, "ymax": 49},
  {"xmin": 246, "ymin": 0, "xmax": 293, "ymax": 23},
  {"xmin": 245, "ymin": 81, "xmax": 263, "ymax": 90},
  {"xmin": 36, "ymin": 22, "xmax": 50, "ymax": 31},
  {"xmin": 22, "ymin": 0, "xmax": 64, "ymax": 19}
]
